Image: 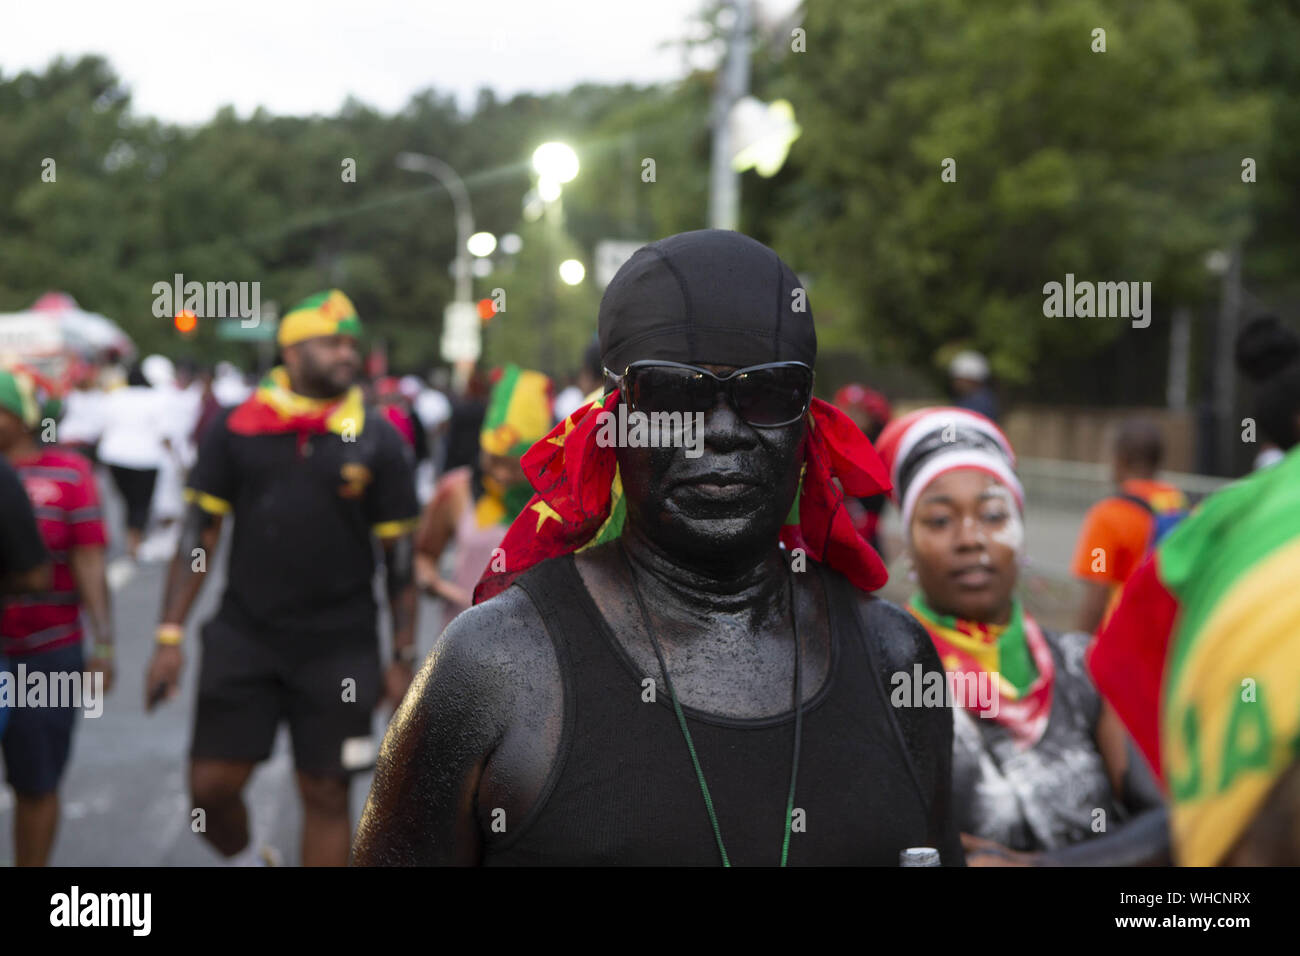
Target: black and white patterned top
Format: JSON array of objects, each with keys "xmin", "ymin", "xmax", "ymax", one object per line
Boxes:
[{"xmin": 950, "ymin": 629, "xmax": 1125, "ymax": 852}]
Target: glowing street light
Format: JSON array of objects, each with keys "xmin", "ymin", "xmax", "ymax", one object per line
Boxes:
[
  {"xmin": 467, "ymin": 231, "xmax": 497, "ymax": 257},
  {"xmin": 532, "ymin": 142, "xmax": 579, "ymax": 184},
  {"xmin": 558, "ymin": 259, "xmax": 586, "ymax": 285},
  {"xmin": 537, "ymin": 177, "xmax": 562, "ymax": 203},
  {"xmin": 730, "ymin": 97, "xmax": 801, "ymax": 178}
]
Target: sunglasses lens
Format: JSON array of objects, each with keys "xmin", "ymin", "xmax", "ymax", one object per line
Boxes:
[
  {"xmin": 732, "ymin": 366, "xmax": 812, "ymax": 425},
  {"xmin": 627, "ymin": 366, "xmax": 716, "ymax": 415}
]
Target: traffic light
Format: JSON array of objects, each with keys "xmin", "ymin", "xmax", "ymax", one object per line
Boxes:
[
  {"xmin": 477, "ymin": 298, "xmax": 495, "ymax": 323},
  {"xmin": 174, "ymin": 309, "xmax": 197, "ymax": 335}
]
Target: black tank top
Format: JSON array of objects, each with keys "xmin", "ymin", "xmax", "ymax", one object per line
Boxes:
[{"xmin": 483, "ymin": 554, "xmax": 936, "ymax": 866}]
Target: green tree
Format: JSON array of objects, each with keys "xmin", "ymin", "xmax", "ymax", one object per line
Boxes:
[{"xmin": 770, "ymin": 0, "xmax": 1266, "ymax": 394}]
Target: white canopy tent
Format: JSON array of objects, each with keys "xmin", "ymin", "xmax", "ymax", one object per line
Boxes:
[{"xmin": 0, "ymin": 292, "xmax": 135, "ymax": 388}]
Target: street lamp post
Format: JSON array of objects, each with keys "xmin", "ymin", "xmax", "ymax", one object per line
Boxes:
[
  {"xmin": 396, "ymin": 152, "xmax": 478, "ymax": 389},
  {"xmin": 531, "ymin": 143, "xmax": 580, "ymax": 376},
  {"xmin": 710, "ymin": 0, "xmax": 752, "ymax": 230}
]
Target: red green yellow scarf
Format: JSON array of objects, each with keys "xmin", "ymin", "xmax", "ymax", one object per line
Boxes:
[
  {"xmin": 907, "ymin": 595, "xmax": 1055, "ymax": 747},
  {"xmin": 1090, "ymin": 444, "xmax": 1300, "ymax": 865},
  {"xmin": 227, "ymin": 366, "xmax": 365, "ymax": 451},
  {"xmin": 472, "ymin": 393, "xmax": 891, "ymax": 603}
]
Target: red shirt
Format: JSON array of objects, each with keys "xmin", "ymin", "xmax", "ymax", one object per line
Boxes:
[{"xmin": 2, "ymin": 450, "xmax": 107, "ymax": 655}]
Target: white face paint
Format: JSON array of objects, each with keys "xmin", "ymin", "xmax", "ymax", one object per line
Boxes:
[{"xmin": 983, "ymin": 483, "xmax": 1024, "ymax": 555}]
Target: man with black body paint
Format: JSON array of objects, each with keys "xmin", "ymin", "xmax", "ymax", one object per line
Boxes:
[
  {"xmin": 353, "ymin": 232, "xmax": 963, "ymax": 866},
  {"xmin": 144, "ymin": 290, "xmax": 419, "ymax": 867}
]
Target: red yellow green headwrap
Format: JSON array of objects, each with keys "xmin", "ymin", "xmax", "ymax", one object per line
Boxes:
[
  {"xmin": 0, "ymin": 365, "xmax": 59, "ymax": 429},
  {"xmin": 277, "ymin": 289, "xmax": 363, "ymax": 348},
  {"xmin": 1090, "ymin": 445, "xmax": 1300, "ymax": 865},
  {"xmin": 480, "ymin": 364, "xmax": 554, "ymax": 458},
  {"xmin": 472, "ymin": 392, "xmax": 891, "ymax": 604},
  {"xmin": 472, "ymin": 364, "xmax": 554, "ymax": 529}
]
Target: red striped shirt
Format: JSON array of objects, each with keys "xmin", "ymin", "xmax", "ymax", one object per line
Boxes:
[{"xmin": 1, "ymin": 450, "xmax": 107, "ymax": 655}]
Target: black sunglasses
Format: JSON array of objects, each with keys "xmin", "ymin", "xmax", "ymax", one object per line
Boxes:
[{"xmin": 604, "ymin": 360, "xmax": 814, "ymax": 428}]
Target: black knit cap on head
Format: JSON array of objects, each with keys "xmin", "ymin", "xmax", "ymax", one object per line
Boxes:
[{"xmin": 598, "ymin": 229, "xmax": 816, "ymax": 374}]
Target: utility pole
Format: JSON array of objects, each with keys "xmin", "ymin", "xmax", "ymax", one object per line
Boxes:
[
  {"xmin": 1214, "ymin": 245, "xmax": 1242, "ymax": 476},
  {"xmin": 709, "ymin": 0, "xmax": 752, "ymax": 230},
  {"xmin": 1167, "ymin": 306, "xmax": 1190, "ymax": 412}
]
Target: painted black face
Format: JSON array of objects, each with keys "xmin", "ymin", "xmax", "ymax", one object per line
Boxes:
[{"xmin": 615, "ymin": 364, "xmax": 805, "ymax": 567}]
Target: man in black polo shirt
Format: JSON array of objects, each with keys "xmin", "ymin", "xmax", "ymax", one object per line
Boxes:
[{"xmin": 144, "ymin": 290, "xmax": 419, "ymax": 867}]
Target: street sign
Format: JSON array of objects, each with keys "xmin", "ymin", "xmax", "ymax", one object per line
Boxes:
[
  {"xmin": 595, "ymin": 240, "xmax": 649, "ymax": 288},
  {"xmin": 216, "ymin": 301, "xmax": 278, "ymax": 341},
  {"xmin": 441, "ymin": 301, "xmax": 482, "ymax": 363},
  {"xmin": 215, "ymin": 317, "xmax": 277, "ymax": 341}
]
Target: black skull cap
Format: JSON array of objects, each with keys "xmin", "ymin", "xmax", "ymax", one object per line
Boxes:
[{"xmin": 598, "ymin": 229, "xmax": 816, "ymax": 373}]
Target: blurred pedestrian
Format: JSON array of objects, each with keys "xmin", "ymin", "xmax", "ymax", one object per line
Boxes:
[
  {"xmin": 140, "ymin": 354, "xmax": 197, "ymax": 563},
  {"xmin": 142, "ymin": 290, "xmax": 419, "ymax": 867},
  {"xmin": 1237, "ymin": 315, "xmax": 1300, "ymax": 471},
  {"xmin": 1070, "ymin": 418, "xmax": 1188, "ymax": 634},
  {"xmin": 55, "ymin": 362, "xmax": 106, "ymax": 463},
  {"xmin": 414, "ymin": 364, "xmax": 553, "ymax": 634},
  {"xmin": 97, "ymin": 363, "xmax": 169, "ymax": 560},
  {"xmin": 553, "ymin": 340, "xmax": 603, "ymax": 422},
  {"xmin": 189, "ymin": 365, "xmax": 223, "ymax": 447},
  {"xmin": 876, "ymin": 407, "xmax": 1168, "ymax": 865},
  {"xmin": 0, "ymin": 367, "xmax": 113, "ymax": 866},
  {"xmin": 948, "ymin": 350, "xmax": 998, "ymax": 422},
  {"xmin": 211, "ymin": 361, "xmax": 252, "ymax": 407},
  {"xmin": 833, "ymin": 384, "xmax": 892, "ymax": 554},
  {"xmin": 441, "ymin": 368, "xmax": 489, "ymax": 473}
]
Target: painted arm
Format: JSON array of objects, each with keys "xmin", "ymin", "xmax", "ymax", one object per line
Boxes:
[{"xmin": 352, "ymin": 601, "xmax": 512, "ymax": 865}]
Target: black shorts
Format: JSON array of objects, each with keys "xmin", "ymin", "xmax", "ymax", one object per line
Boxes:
[
  {"xmin": 190, "ymin": 615, "xmax": 380, "ymax": 777},
  {"xmin": 1, "ymin": 643, "xmax": 85, "ymax": 795},
  {"xmin": 107, "ymin": 465, "xmax": 158, "ymax": 532}
]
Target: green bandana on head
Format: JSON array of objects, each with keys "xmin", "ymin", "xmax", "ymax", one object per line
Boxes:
[{"xmin": 0, "ymin": 367, "xmax": 48, "ymax": 430}]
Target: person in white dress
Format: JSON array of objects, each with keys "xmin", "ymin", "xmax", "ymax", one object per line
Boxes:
[{"xmin": 97, "ymin": 363, "xmax": 171, "ymax": 559}]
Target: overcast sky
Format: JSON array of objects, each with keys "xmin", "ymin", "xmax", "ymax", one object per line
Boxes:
[{"xmin": 0, "ymin": 0, "xmax": 797, "ymax": 124}]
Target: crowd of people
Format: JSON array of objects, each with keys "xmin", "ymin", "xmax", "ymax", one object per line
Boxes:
[{"xmin": 2, "ymin": 229, "xmax": 1299, "ymax": 867}]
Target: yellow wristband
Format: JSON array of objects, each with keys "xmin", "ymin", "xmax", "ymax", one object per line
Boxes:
[{"xmin": 156, "ymin": 624, "xmax": 184, "ymax": 646}]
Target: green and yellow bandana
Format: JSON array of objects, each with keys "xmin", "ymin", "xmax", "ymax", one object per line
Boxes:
[
  {"xmin": 479, "ymin": 364, "xmax": 553, "ymax": 458},
  {"xmin": 277, "ymin": 289, "xmax": 363, "ymax": 347},
  {"xmin": 0, "ymin": 367, "xmax": 41, "ymax": 429}
]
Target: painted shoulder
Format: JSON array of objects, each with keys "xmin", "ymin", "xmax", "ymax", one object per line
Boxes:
[
  {"xmin": 851, "ymin": 587, "xmax": 944, "ymax": 676},
  {"xmin": 432, "ymin": 584, "xmax": 553, "ymax": 689}
]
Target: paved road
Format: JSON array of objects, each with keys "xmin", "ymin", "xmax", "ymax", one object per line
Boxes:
[{"xmin": 0, "ymin": 470, "xmax": 1090, "ymax": 866}]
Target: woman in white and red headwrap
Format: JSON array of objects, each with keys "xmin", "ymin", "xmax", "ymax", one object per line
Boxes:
[{"xmin": 876, "ymin": 407, "xmax": 1169, "ymax": 865}]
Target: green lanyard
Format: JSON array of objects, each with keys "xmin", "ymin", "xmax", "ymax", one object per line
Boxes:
[{"xmin": 620, "ymin": 542, "xmax": 805, "ymax": 867}]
